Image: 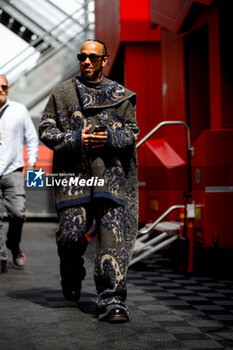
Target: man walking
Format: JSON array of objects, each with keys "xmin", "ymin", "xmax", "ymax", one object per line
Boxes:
[
  {"xmin": 0, "ymin": 75, "xmax": 38, "ymax": 273},
  {"xmin": 39, "ymin": 40, "xmax": 139, "ymax": 322}
]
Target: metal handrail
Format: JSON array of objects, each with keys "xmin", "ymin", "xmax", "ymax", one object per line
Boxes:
[
  {"xmin": 129, "ymin": 205, "xmax": 185, "ymax": 265},
  {"xmin": 136, "ymin": 120, "xmax": 193, "ymax": 152},
  {"xmin": 136, "ymin": 120, "xmax": 194, "ymax": 192},
  {"xmin": 139, "ymin": 205, "xmax": 185, "ymax": 235},
  {"xmin": 129, "ymin": 234, "xmax": 178, "ymax": 266}
]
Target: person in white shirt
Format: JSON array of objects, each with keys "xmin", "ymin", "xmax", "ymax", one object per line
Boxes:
[{"xmin": 0, "ymin": 74, "xmax": 38, "ymax": 273}]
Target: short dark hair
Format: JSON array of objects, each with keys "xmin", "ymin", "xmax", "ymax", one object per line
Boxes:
[{"xmin": 85, "ymin": 39, "xmax": 108, "ymax": 57}]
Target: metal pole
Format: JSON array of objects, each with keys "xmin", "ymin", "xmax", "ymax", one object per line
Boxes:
[{"xmin": 139, "ymin": 204, "xmax": 184, "ymax": 235}]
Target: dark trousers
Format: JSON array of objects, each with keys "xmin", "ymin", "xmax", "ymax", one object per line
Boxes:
[
  {"xmin": 56, "ymin": 200, "xmax": 130, "ymax": 310},
  {"xmin": 0, "ymin": 171, "xmax": 25, "ymax": 260}
]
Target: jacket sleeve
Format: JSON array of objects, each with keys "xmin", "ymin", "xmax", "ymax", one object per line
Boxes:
[
  {"xmin": 105, "ymin": 99, "xmax": 139, "ymax": 151},
  {"xmin": 39, "ymin": 93, "xmax": 84, "ymax": 154}
]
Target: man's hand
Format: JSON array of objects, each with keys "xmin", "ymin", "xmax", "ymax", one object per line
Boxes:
[
  {"xmin": 90, "ymin": 129, "xmax": 108, "ymax": 148},
  {"xmin": 82, "ymin": 125, "xmax": 107, "ymax": 148},
  {"xmin": 82, "ymin": 125, "xmax": 92, "ymax": 148},
  {"xmin": 26, "ymin": 163, "xmax": 35, "ymax": 171}
]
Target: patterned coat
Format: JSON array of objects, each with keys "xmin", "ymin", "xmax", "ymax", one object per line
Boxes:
[{"xmin": 39, "ymin": 75, "xmax": 139, "ymax": 257}]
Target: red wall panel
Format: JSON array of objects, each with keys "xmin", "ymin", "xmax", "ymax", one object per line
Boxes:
[
  {"xmin": 95, "ymin": 0, "xmax": 121, "ymax": 76},
  {"xmin": 161, "ymin": 30, "xmax": 187, "ymax": 160},
  {"xmin": 150, "ymin": 0, "xmax": 214, "ymax": 33},
  {"xmin": 120, "ymin": 0, "xmax": 160, "ymax": 42},
  {"xmin": 208, "ymin": 5, "xmax": 222, "ymax": 129},
  {"xmin": 123, "ymin": 43, "xmax": 163, "ymax": 223},
  {"xmin": 124, "ymin": 43, "xmax": 162, "ymax": 141},
  {"xmin": 95, "ymin": 0, "xmax": 161, "ymax": 76},
  {"xmin": 192, "ymin": 130, "xmax": 233, "ymax": 248}
]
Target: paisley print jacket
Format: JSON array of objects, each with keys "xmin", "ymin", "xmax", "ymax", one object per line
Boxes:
[{"xmin": 39, "ymin": 75, "xmax": 139, "ymax": 252}]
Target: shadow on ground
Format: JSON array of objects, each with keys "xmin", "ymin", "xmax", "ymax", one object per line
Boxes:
[{"xmin": 7, "ymin": 288, "xmax": 97, "ymax": 315}]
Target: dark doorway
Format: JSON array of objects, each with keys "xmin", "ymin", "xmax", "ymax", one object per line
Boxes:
[{"xmin": 185, "ymin": 24, "xmax": 210, "ymax": 142}]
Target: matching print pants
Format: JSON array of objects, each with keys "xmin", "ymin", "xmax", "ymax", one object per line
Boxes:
[{"xmin": 56, "ymin": 200, "xmax": 130, "ymax": 311}]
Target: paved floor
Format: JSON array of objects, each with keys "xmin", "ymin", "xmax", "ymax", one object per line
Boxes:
[{"xmin": 0, "ymin": 222, "xmax": 233, "ymax": 350}]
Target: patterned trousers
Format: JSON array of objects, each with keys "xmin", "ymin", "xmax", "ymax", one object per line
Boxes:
[{"xmin": 56, "ymin": 200, "xmax": 130, "ymax": 310}]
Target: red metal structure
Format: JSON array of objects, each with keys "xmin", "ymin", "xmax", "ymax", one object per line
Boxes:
[
  {"xmin": 95, "ymin": 0, "xmax": 233, "ymax": 271},
  {"xmin": 95, "ymin": 0, "xmax": 165, "ymax": 223},
  {"xmin": 149, "ymin": 0, "xmax": 233, "ymax": 252}
]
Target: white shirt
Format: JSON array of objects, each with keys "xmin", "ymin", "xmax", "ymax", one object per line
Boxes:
[{"xmin": 0, "ymin": 99, "xmax": 38, "ymax": 176}]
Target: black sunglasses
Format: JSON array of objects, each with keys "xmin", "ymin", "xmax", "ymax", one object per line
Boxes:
[
  {"xmin": 77, "ymin": 53, "xmax": 106, "ymax": 63},
  {"xmin": 0, "ymin": 85, "xmax": 8, "ymax": 91}
]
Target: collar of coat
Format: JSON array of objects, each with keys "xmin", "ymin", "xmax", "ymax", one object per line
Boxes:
[{"xmin": 73, "ymin": 75, "xmax": 136, "ymax": 110}]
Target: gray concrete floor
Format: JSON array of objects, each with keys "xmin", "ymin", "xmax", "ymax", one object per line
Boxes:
[{"xmin": 0, "ymin": 222, "xmax": 233, "ymax": 350}]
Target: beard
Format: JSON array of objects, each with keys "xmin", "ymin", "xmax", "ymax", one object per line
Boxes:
[{"xmin": 80, "ymin": 65, "xmax": 102, "ymax": 82}]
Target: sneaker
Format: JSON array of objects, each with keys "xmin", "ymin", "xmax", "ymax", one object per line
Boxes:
[
  {"xmin": 0, "ymin": 260, "xmax": 7, "ymax": 274},
  {"xmin": 13, "ymin": 252, "xmax": 26, "ymax": 267},
  {"xmin": 98, "ymin": 304, "xmax": 129, "ymax": 323}
]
